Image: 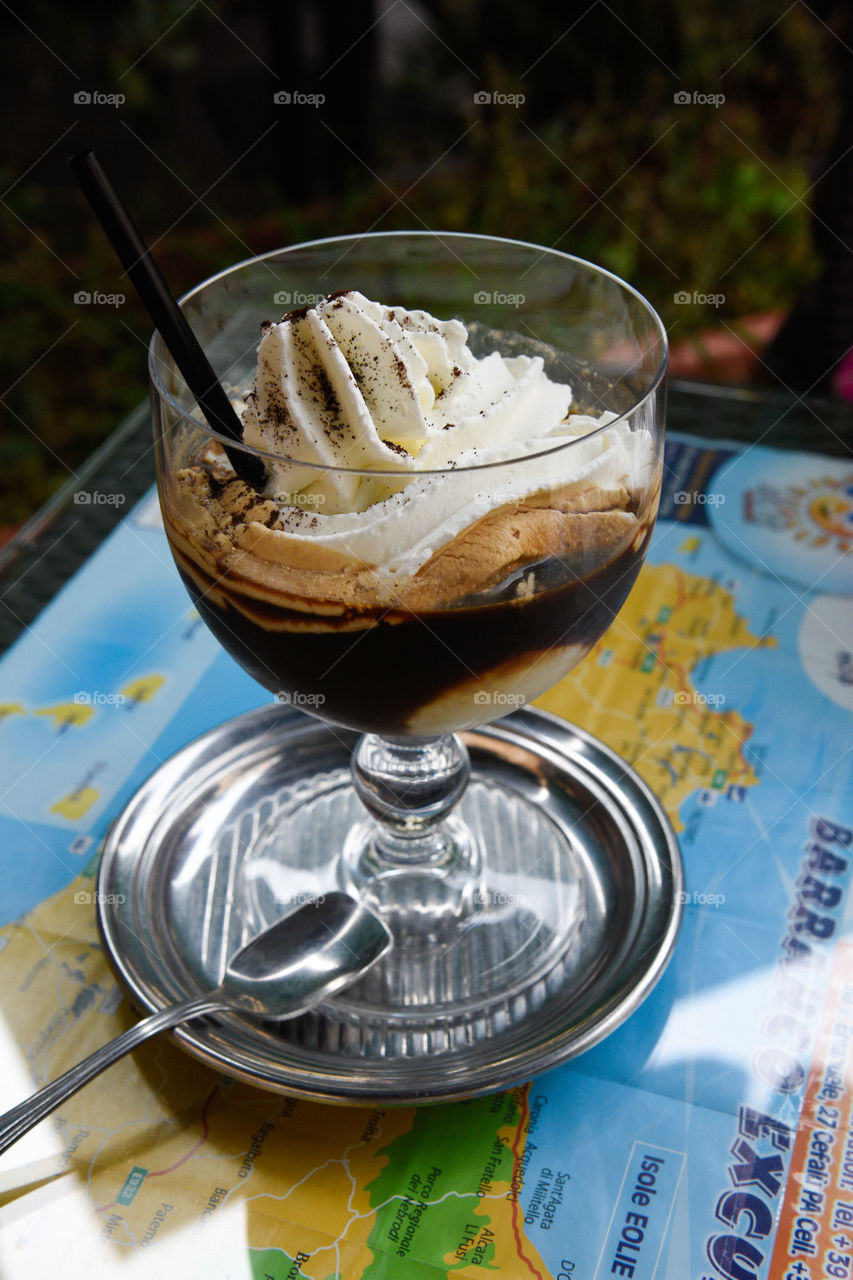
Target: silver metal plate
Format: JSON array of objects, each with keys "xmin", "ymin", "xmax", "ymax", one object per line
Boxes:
[{"xmin": 97, "ymin": 705, "xmax": 682, "ymax": 1104}]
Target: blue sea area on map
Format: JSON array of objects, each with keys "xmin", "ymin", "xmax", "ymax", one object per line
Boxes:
[
  {"xmin": 0, "ymin": 492, "xmax": 265, "ymax": 924},
  {"xmin": 563, "ymin": 511, "xmax": 853, "ymax": 1136},
  {"xmin": 648, "ymin": 513, "xmax": 853, "ymax": 842},
  {"xmin": 563, "ymin": 898, "xmax": 813, "ymax": 1114},
  {"xmin": 1, "ymin": 442, "xmax": 852, "ymax": 977},
  {"xmin": 516, "ymin": 1068, "xmax": 749, "ymax": 1280}
]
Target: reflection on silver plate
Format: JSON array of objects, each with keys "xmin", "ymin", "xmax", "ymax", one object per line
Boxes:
[{"xmin": 97, "ymin": 705, "xmax": 682, "ymax": 1105}]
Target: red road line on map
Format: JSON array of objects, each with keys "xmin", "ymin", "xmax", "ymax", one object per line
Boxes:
[
  {"xmin": 94, "ymin": 1083, "xmax": 219, "ymax": 1214},
  {"xmin": 724, "ymin": 715, "xmax": 754, "ymax": 780},
  {"xmin": 509, "ymin": 1084, "xmax": 547, "ymax": 1280},
  {"xmin": 147, "ymin": 1082, "xmax": 219, "ymax": 1178}
]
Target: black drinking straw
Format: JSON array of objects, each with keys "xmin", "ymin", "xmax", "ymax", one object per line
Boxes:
[{"xmin": 69, "ymin": 147, "xmax": 266, "ymax": 490}]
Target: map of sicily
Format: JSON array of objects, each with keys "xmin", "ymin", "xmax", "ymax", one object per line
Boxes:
[
  {"xmin": 0, "ymin": 539, "xmax": 789, "ymax": 1279},
  {"xmin": 2, "ymin": 457, "xmax": 850, "ymax": 1280}
]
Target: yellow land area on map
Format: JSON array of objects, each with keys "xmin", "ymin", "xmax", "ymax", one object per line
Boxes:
[
  {"xmin": 0, "ymin": 883, "xmax": 550, "ymax": 1279},
  {"xmin": 0, "ymin": 560, "xmax": 772, "ymax": 1278},
  {"xmin": 536, "ymin": 560, "xmax": 776, "ymax": 830}
]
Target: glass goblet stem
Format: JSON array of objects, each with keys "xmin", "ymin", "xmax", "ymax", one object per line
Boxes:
[{"xmin": 351, "ymin": 733, "xmax": 471, "ymax": 866}]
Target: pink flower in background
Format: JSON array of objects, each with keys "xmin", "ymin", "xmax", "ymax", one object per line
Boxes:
[{"xmin": 832, "ymin": 348, "xmax": 853, "ymax": 400}]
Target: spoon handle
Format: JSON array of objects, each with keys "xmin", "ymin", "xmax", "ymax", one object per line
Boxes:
[{"xmin": 0, "ymin": 994, "xmax": 226, "ymax": 1157}]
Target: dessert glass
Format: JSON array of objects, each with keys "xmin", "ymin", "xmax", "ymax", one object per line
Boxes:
[{"xmin": 151, "ymin": 232, "xmax": 667, "ymax": 1040}]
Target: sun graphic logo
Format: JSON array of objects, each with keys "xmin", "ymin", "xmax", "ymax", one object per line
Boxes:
[
  {"xmin": 744, "ymin": 476, "xmax": 853, "ymax": 553},
  {"xmin": 806, "ymin": 479, "xmax": 853, "ymax": 547}
]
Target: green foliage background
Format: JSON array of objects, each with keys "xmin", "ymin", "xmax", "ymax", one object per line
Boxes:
[{"xmin": 0, "ymin": 1, "xmax": 840, "ymax": 524}]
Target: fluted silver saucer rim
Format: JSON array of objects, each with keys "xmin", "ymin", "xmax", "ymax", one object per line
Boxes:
[{"xmin": 96, "ymin": 704, "xmax": 683, "ymax": 1105}]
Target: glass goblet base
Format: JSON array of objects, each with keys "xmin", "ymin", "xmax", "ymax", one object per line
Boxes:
[{"xmin": 247, "ymin": 762, "xmax": 585, "ymax": 1023}]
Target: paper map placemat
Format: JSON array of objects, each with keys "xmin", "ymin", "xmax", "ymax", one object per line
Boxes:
[{"xmin": 0, "ymin": 434, "xmax": 851, "ymax": 1279}]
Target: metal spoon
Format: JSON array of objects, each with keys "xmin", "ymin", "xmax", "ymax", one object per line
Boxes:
[{"xmin": 0, "ymin": 892, "xmax": 391, "ymax": 1155}]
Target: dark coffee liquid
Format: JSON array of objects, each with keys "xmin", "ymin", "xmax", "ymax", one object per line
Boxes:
[{"xmin": 174, "ymin": 527, "xmax": 650, "ymax": 735}]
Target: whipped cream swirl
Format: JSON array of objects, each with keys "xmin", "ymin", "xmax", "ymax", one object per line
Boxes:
[{"xmin": 238, "ymin": 291, "xmax": 653, "ymax": 576}]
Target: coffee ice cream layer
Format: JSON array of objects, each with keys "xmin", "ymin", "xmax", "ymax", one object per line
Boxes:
[{"xmin": 162, "ymin": 291, "xmax": 659, "ymax": 732}]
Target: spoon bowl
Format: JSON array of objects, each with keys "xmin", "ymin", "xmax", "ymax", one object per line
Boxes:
[
  {"xmin": 223, "ymin": 891, "xmax": 392, "ymax": 1017},
  {"xmin": 0, "ymin": 892, "xmax": 392, "ymax": 1155}
]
